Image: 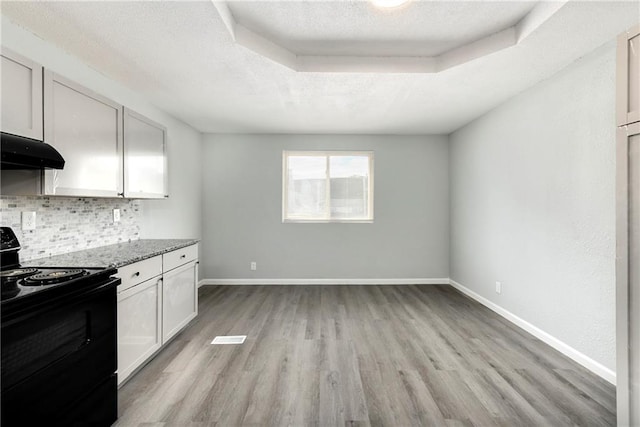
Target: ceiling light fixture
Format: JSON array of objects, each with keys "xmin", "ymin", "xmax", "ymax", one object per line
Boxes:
[{"xmin": 371, "ymin": 0, "xmax": 410, "ymax": 9}]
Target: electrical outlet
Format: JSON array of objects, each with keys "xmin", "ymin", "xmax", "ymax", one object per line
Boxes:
[
  {"xmin": 113, "ymin": 209, "xmax": 121, "ymax": 223},
  {"xmin": 250, "ymin": 262, "xmax": 257, "ymax": 271},
  {"xmin": 21, "ymin": 211, "xmax": 36, "ymax": 231},
  {"xmin": 495, "ymin": 281, "xmax": 502, "ymax": 294}
]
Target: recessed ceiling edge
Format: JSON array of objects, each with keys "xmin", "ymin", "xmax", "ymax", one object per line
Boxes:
[{"xmin": 211, "ymin": 0, "xmax": 568, "ymax": 74}]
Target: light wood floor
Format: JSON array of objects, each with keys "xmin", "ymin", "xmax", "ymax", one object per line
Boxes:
[{"xmin": 116, "ymin": 285, "xmax": 615, "ymax": 426}]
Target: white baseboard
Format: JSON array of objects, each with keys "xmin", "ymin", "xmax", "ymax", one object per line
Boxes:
[
  {"xmin": 199, "ymin": 278, "xmax": 449, "ymax": 286},
  {"xmin": 449, "ymin": 279, "xmax": 616, "ymax": 385}
]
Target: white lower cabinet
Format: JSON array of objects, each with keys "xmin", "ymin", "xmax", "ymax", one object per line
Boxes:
[
  {"xmin": 162, "ymin": 261, "xmax": 198, "ymax": 343},
  {"xmin": 116, "ymin": 244, "xmax": 198, "ymax": 386},
  {"xmin": 117, "ymin": 276, "xmax": 162, "ymax": 385}
]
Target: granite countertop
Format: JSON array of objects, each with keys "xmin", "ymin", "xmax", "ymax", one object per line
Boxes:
[{"xmin": 27, "ymin": 239, "xmax": 199, "ymax": 269}]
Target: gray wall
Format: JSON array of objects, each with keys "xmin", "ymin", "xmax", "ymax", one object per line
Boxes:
[
  {"xmin": 201, "ymin": 134, "xmax": 449, "ymax": 281},
  {"xmin": 449, "ymin": 42, "xmax": 617, "ymax": 371},
  {"xmin": 0, "ymin": 17, "xmax": 202, "ymax": 252},
  {"xmin": 138, "ymin": 120, "xmax": 202, "ymax": 241}
]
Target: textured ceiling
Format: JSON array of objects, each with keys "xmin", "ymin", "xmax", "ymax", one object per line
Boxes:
[{"xmin": 1, "ymin": 1, "xmax": 638, "ymax": 134}]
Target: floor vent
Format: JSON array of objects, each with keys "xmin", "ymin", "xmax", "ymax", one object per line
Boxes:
[{"xmin": 211, "ymin": 335, "xmax": 247, "ymax": 345}]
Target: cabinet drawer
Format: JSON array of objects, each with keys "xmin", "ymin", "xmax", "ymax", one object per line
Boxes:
[
  {"xmin": 116, "ymin": 255, "xmax": 162, "ymax": 292},
  {"xmin": 163, "ymin": 244, "xmax": 198, "ymax": 272}
]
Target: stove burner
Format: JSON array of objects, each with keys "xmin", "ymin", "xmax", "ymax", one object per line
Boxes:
[
  {"xmin": 1, "ymin": 286, "xmax": 20, "ymax": 299},
  {"xmin": 23, "ymin": 269, "xmax": 87, "ymax": 286},
  {"xmin": 0, "ymin": 268, "xmax": 40, "ymax": 281},
  {"xmin": 1, "ymin": 269, "xmax": 40, "ymax": 299}
]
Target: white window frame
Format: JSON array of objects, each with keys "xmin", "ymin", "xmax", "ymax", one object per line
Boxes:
[{"xmin": 282, "ymin": 150, "xmax": 374, "ymax": 223}]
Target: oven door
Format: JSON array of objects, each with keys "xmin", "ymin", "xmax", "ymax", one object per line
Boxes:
[{"xmin": 1, "ymin": 278, "xmax": 118, "ymax": 426}]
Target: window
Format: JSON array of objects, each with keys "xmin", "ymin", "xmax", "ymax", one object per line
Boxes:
[{"xmin": 283, "ymin": 151, "xmax": 374, "ymax": 222}]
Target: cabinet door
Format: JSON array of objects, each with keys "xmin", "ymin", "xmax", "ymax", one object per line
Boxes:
[
  {"xmin": 617, "ymin": 122, "xmax": 640, "ymax": 426},
  {"xmin": 162, "ymin": 260, "xmax": 198, "ymax": 344},
  {"xmin": 617, "ymin": 24, "xmax": 640, "ymax": 126},
  {"xmin": 1, "ymin": 48, "xmax": 43, "ymax": 140},
  {"xmin": 43, "ymin": 71, "xmax": 123, "ymax": 197},
  {"xmin": 117, "ymin": 277, "xmax": 162, "ymax": 385},
  {"xmin": 123, "ymin": 107, "xmax": 168, "ymax": 199}
]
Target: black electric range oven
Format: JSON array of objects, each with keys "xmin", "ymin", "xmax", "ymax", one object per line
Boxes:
[{"xmin": 0, "ymin": 227, "xmax": 120, "ymax": 426}]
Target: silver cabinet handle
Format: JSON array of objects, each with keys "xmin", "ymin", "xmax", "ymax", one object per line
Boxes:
[
  {"xmin": 180, "ymin": 254, "xmax": 186, "ymax": 259},
  {"xmin": 132, "ymin": 272, "xmax": 140, "ymax": 277}
]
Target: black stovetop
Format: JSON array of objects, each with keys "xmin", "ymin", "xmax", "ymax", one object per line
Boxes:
[
  {"xmin": 1, "ymin": 266, "xmax": 114, "ymax": 301},
  {"xmin": 0, "ymin": 265, "xmax": 117, "ymax": 321},
  {"xmin": 0, "ymin": 227, "xmax": 117, "ymax": 320}
]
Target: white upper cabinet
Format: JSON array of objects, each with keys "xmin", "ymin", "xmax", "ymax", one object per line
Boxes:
[
  {"xmin": 617, "ymin": 24, "xmax": 640, "ymax": 127},
  {"xmin": 1, "ymin": 48, "xmax": 43, "ymax": 140},
  {"xmin": 1, "ymin": 49, "xmax": 168, "ymax": 199},
  {"xmin": 43, "ymin": 70, "xmax": 123, "ymax": 197},
  {"xmin": 123, "ymin": 108, "xmax": 168, "ymax": 199}
]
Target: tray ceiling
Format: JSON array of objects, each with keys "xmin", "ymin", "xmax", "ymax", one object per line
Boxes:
[
  {"xmin": 227, "ymin": 1, "xmax": 537, "ymax": 57},
  {"xmin": 216, "ymin": 0, "xmax": 559, "ymax": 72}
]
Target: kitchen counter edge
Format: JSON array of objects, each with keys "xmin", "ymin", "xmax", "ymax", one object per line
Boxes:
[{"xmin": 27, "ymin": 239, "xmax": 200, "ymax": 269}]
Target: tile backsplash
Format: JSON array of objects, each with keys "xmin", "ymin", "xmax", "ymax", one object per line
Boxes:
[{"xmin": 0, "ymin": 196, "xmax": 141, "ymax": 261}]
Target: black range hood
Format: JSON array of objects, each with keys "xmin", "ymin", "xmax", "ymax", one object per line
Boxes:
[{"xmin": 1, "ymin": 132, "xmax": 65, "ymax": 170}]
